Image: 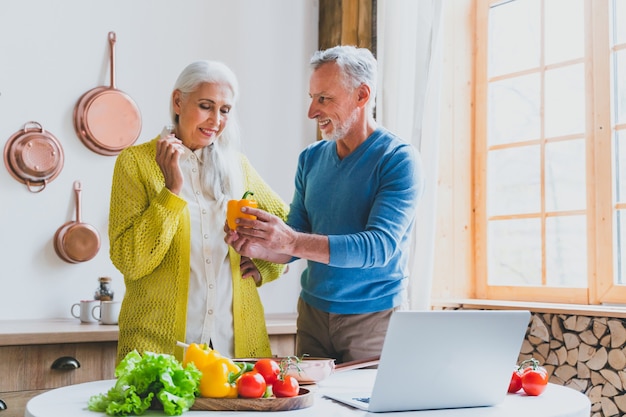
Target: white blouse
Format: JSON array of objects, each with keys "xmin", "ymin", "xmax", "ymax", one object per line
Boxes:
[{"xmin": 179, "ymin": 146, "xmax": 235, "ymax": 357}]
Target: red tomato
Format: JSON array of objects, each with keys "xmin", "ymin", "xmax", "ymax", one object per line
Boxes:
[
  {"xmin": 273, "ymin": 375, "xmax": 300, "ymax": 398},
  {"xmin": 253, "ymin": 359, "xmax": 281, "ymax": 385},
  {"xmin": 507, "ymin": 370, "xmax": 522, "ymax": 393},
  {"xmin": 237, "ymin": 371, "xmax": 267, "ymax": 398},
  {"xmin": 520, "ymin": 360, "xmax": 549, "ymax": 396}
]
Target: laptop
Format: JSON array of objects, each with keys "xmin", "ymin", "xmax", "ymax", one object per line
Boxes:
[{"xmin": 324, "ymin": 309, "xmax": 530, "ymax": 412}]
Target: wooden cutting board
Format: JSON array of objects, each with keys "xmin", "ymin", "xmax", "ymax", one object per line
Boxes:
[{"xmin": 190, "ymin": 388, "xmax": 313, "ymax": 411}]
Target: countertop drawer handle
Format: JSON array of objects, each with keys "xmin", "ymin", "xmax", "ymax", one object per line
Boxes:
[
  {"xmin": 51, "ymin": 356, "xmax": 81, "ymax": 370},
  {"xmin": 0, "ymin": 398, "xmax": 6, "ymax": 411}
]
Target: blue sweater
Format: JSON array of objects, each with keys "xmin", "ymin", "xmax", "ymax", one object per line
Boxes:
[{"xmin": 287, "ymin": 127, "xmax": 424, "ymax": 314}]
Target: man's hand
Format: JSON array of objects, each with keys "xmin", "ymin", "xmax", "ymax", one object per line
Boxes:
[
  {"xmin": 223, "ymin": 216, "xmax": 292, "ymax": 264},
  {"xmin": 224, "ymin": 208, "xmax": 330, "ymax": 265},
  {"xmin": 234, "ymin": 207, "xmax": 297, "ymax": 254}
]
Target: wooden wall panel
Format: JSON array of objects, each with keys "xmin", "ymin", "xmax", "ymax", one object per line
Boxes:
[
  {"xmin": 431, "ymin": 1, "xmax": 475, "ymax": 301},
  {"xmin": 319, "ymin": 0, "xmax": 373, "ymax": 51}
]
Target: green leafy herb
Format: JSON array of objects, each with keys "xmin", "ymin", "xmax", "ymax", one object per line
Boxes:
[{"xmin": 87, "ymin": 350, "xmax": 201, "ymax": 416}]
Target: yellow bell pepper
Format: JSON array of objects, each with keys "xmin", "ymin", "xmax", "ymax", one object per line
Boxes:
[
  {"xmin": 183, "ymin": 344, "xmax": 243, "ymax": 398},
  {"xmin": 199, "ymin": 356, "xmax": 241, "ymax": 398},
  {"xmin": 182, "ymin": 342, "xmax": 211, "ymax": 370},
  {"xmin": 227, "ymin": 191, "xmax": 258, "ymax": 230}
]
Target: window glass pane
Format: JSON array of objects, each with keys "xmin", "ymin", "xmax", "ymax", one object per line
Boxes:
[
  {"xmin": 616, "ymin": 210, "xmax": 626, "ymax": 285},
  {"xmin": 615, "ymin": 130, "xmax": 626, "ymax": 202},
  {"xmin": 488, "ymin": 74, "xmax": 541, "ymax": 145},
  {"xmin": 488, "ymin": 145, "xmax": 540, "ymax": 216},
  {"xmin": 546, "ymin": 215, "xmax": 587, "ymax": 287},
  {"xmin": 614, "ymin": 0, "xmax": 626, "ymax": 45},
  {"xmin": 614, "ymin": 2, "xmax": 626, "ymax": 288},
  {"xmin": 488, "ymin": 218, "xmax": 542, "ymax": 286},
  {"xmin": 488, "ymin": 0, "xmax": 540, "ymax": 77},
  {"xmin": 545, "ymin": 0, "xmax": 584, "ymax": 65},
  {"xmin": 482, "ymin": 0, "xmax": 597, "ymax": 297},
  {"xmin": 545, "ymin": 139, "xmax": 586, "ymax": 211},
  {"xmin": 614, "ymin": 50, "xmax": 626, "ymax": 125},
  {"xmin": 545, "ymin": 64, "xmax": 586, "ymax": 137}
]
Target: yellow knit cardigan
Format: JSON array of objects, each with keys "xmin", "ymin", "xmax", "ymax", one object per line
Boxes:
[{"xmin": 109, "ymin": 137, "xmax": 289, "ymax": 363}]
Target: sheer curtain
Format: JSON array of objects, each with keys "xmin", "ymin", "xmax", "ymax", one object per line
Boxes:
[{"xmin": 376, "ymin": 0, "xmax": 443, "ymax": 310}]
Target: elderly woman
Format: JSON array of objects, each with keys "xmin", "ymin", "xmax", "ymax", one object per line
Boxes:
[{"xmin": 108, "ymin": 60, "xmax": 288, "ymax": 363}]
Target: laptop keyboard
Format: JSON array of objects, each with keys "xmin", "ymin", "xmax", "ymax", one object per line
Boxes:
[{"xmin": 353, "ymin": 397, "xmax": 371, "ymax": 404}]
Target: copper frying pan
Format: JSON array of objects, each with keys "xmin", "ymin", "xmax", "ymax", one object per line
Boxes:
[
  {"xmin": 3, "ymin": 121, "xmax": 64, "ymax": 193},
  {"xmin": 53, "ymin": 181, "xmax": 101, "ymax": 263},
  {"xmin": 73, "ymin": 31, "xmax": 141, "ymax": 156}
]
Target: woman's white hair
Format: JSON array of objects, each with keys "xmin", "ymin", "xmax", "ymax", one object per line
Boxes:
[{"xmin": 170, "ymin": 60, "xmax": 244, "ymax": 209}]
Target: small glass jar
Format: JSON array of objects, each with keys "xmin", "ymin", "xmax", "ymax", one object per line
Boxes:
[{"xmin": 95, "ymin": 277, "xmax": 114, "ymax": 301}]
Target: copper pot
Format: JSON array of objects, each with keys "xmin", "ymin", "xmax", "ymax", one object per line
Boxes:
[
  {"xmin": 3, "ymin": 121, "xmax": 64, "ymax": 193},
  {"xmin": 53, "ymin": 181, "xmax": 101, "ymax": 263},
  {"xmin": 234, "ymin": 356, "xmax": 380, "ymax": 384},
  {"xmin": 73, "ymin": 31, "xmax": 141, "ymax": 156}
]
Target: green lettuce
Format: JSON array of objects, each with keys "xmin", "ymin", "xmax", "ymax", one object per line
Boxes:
[{"xmin": 87, "ymin": 350, "xmax": 201, "ymax": 416}]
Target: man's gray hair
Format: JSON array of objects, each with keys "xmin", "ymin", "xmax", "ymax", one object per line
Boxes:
[{"xmin": 310, "ymin": 45, "xmax": 377, "ymax": 115}]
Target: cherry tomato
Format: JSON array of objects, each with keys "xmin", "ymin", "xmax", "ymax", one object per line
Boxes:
[
  {"xmin": 507, "ymin": 369, "xmax": 522, "ymax": 393},
  {"xmin": 272, "ymin": 375, "xmax": 300, "ymax": 398},
  {"xmin": 253, "ymin": 359, "xmax": 281, "ymax": 385},
  {"xmin": 519, "ymin": 359, "xmax": 549, "ymax": 396},
  {"xmin": 237, "ymin": 371, "xmax": 267, "ymax": 398}
]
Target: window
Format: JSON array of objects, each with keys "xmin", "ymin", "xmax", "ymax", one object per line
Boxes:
[{"xmin": 475, "ymin": 0, "xmax": 626, "ymax": 304}]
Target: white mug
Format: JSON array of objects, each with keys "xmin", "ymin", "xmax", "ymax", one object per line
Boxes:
[
  {"xmin": 92, "ymin": 300, "xmax": 121, "ymax": 325},
  {"xmin": 71, "ymin": 300, "xmax": 99, "ymax": 323}
]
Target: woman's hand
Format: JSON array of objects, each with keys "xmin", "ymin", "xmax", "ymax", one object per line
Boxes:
[
  {"xmin": 240, "ymin": 256, "xmax": 261, "ymax": 285},
  {"xmin": 156, "ymin": 130, "xmax": 184, "ymax": 195}
]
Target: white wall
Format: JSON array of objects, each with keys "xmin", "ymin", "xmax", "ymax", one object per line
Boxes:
[{"xmin": 0, "ymin": 0, "xmax": 316, "ymax": 320}]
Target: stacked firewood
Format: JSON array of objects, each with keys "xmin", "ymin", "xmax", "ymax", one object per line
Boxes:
[{"xmin": 514, "ymin": 312, "xmax": 624, "ymax": 417}]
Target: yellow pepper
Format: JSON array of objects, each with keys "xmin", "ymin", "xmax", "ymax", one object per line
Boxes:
[
  {"xmin": 183, "ymin": 344, "xmax": 243, "ymax": 398},
  {"xmin": 199, "ymin": 356, "xmax": 241, "ymax": 398},
  {"xmin": 227, "ymin": 191, "xmax": 258, "ymax": 230},
  {"xmin": 182, "ymin": 342, "xmax": 211, "ymax": 370}
]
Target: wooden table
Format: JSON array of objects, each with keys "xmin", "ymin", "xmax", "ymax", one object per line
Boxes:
[{"xmin": 25, "ymin": 369, "xmax": 591, "ymax": 417}]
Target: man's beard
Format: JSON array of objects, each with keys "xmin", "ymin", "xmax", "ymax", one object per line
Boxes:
[{"xmin": 320, "ymin": 108, "xmax": 359, "ymax": 142}]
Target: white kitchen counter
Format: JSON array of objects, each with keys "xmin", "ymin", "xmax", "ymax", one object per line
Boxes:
[
  {"xmin": 25, "ymin": 369, "xmax": 591, "ymax": 417},
  {"xmin": 0, "ymin": 314, "xmax": 297, "ymax": 346}
]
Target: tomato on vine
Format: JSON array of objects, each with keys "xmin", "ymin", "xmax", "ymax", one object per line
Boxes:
[
  {"xmin": 507, "ymin": 368, "xmax": 522, "ymax": 394},
  {"xmin": 237, "ymin": 371, "xmax": 267, "ymax": 398},
  {"xmin": 273, "ymin": 374, "xmax": 300, "ymax": 398},
  {"xmin": 271, "ymin": 357, "xmax": 301, "ymax": 398},
  {"xmin": 253, "ymin": 358, "xmax": 281, "ymax": 385},
  {"xmin": 518, "ymin": 358, "xmax": 549, "ymax": 396}
]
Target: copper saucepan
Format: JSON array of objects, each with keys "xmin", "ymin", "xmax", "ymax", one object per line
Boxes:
[
  {"xmin": 236, "ymin": 355, "xmax": 380, "ymax": 384},
  {"xmin": 73, "ymin": 31, "xmax": 141, "ymax": 156},
  {"xmin": 3, "ymin": 121, "xmax": 64, "ymax": 193},
  {"xmin": 286, "ymin": 355, "xmax": 380, "ymax": 384},
  {"xmin": 54, "ymin": 181, "xmax": 101, "ymax": 263}
]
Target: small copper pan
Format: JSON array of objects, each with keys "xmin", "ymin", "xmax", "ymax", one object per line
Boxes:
[
  {"xmin": 3, "ymin": 121, "xmax": 64, "ymax": 193},
  {"xmin": 73, "ymin": 31, "xmax": 141, "ymax": 156},
  {"xmin": 54, "ymin": 181, "xmax": 101, "ymax": 263},
  {"xmin": 233, "ymin": 355, "xmax": 380, "ymax": 384}
]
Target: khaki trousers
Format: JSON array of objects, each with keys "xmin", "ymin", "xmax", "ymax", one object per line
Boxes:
[{"xmin": 295, "ymin": 297, "xmax": 396, "ymax": 364}]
